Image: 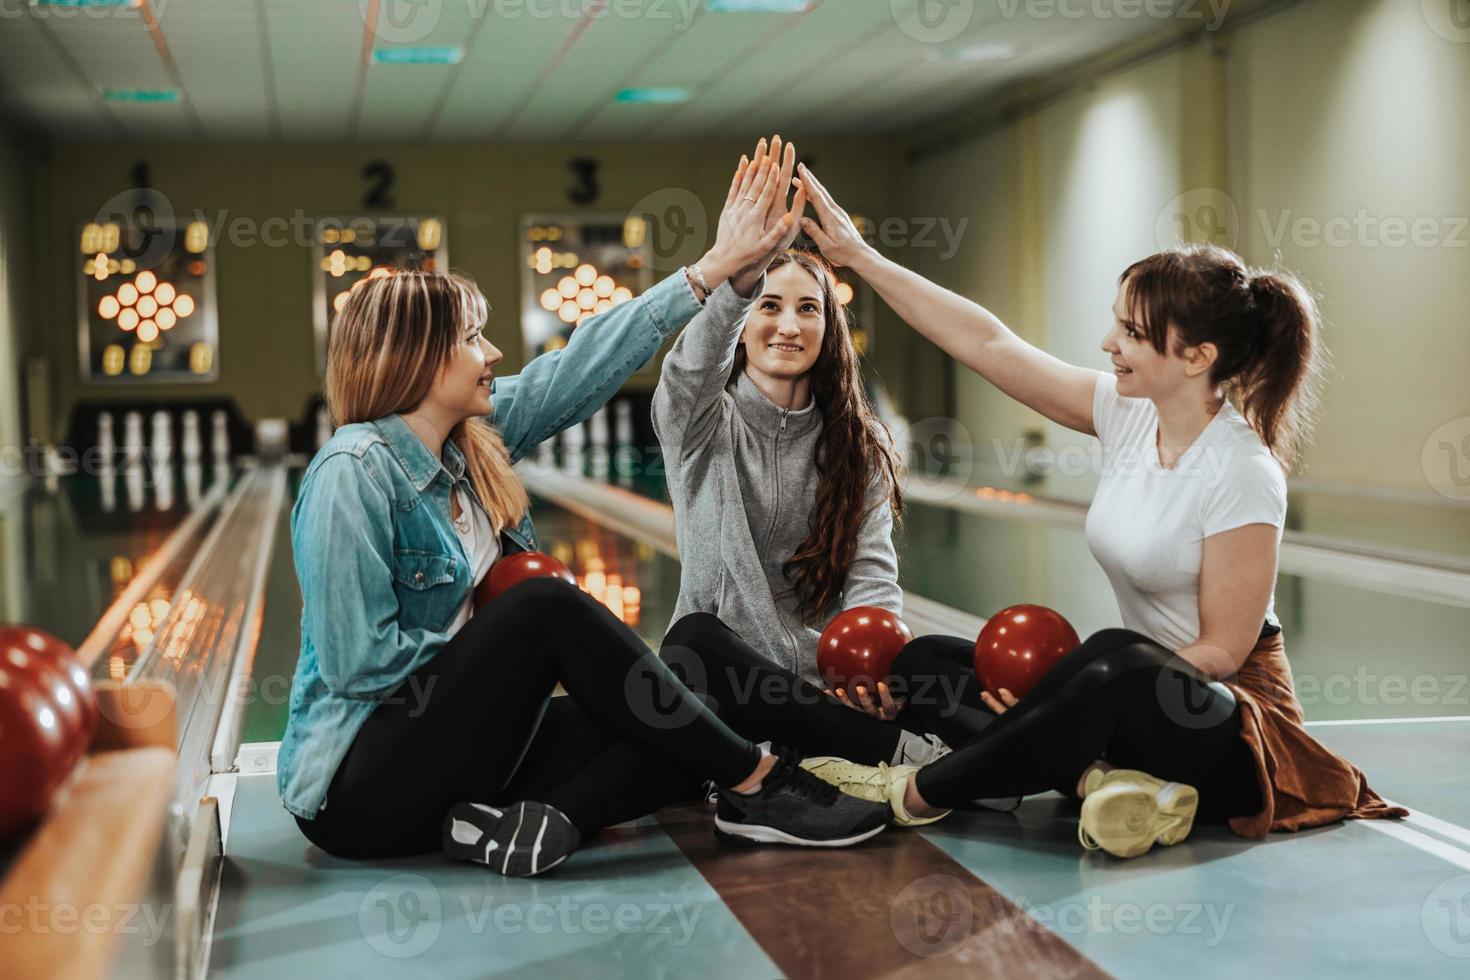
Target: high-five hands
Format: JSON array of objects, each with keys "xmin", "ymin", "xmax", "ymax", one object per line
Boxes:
[
  {"xmin": 793, "ymin": 163, "xmax": 874, "ymax": 270},
  {"xmin": 696, "ymin": 135, "xmax": 807, "ymax": 298},
  {"xmin": 732, "ymin": 135, "xmax": 806, "ymax": 295}
]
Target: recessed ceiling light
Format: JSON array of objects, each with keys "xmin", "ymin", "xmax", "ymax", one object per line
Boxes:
[
  {"xmin": 927, "ymin": 43, "xmax": 1014, "ymax": 63},
  {"xmin": 372, "ymin": 46, "xmax": 463, "ymax": 65},
  {"xmin": 34, "ymin": 0, "xmax": 138, "ymax": 8},
  {"xmin": 615, "ymin": 88, "xmax": 691, "ymax": 104},
  {"xmin": 102, "ymin": 89, "xmax": 180, "ymax": 103},
  {"xmin": 706, "ymin": 0, "xmax": 809, "ymax": 10}
]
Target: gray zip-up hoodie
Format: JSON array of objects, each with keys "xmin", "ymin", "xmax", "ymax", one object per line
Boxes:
[{"xmin": 652, "ymin": 278, "xmax": 903, "ymax": 683}]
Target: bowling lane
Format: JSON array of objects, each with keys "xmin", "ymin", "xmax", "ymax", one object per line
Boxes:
[
  {"xmin": 903, "ymin": 447, "xmax": 1470, "ymax": 563},
  {"xmin": 0, "ymin": 465, "xmax": 235, "ymax": 669}
]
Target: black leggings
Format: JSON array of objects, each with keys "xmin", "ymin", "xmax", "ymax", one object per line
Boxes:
[
  {"xmin": 658, "ymin": 613, "xmax": 998, "ymax": 765},
  {"xmin": 295, "ymin": 579, "xmax": 761, "ymax": 859},
  {"xmin": 896, "ymin": 629, "xmax": 1263, "ymax": 821}
]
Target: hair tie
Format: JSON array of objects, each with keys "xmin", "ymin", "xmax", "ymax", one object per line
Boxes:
[{"xmin": 1246, "ymin": 275, "xmax": 1275, "ymax": 348}]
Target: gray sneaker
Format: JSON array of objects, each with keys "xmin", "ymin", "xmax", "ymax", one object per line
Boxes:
[{"xmin": 714, "ymin": 748, "xmax": 890, "ymax": 847}]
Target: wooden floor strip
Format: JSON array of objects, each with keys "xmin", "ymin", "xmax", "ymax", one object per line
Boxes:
[{"xmin": 656, "ymin": 804, "xmax": 1108, "ymax": 979}]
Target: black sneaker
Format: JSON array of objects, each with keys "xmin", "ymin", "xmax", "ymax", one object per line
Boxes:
[
  {"xmin": 442, "ymin": 801, "xmax": 581, "ymax": 877},
  {"xmin": 714, "ymin": 748, "xmax": 890, "ymax": 847}
]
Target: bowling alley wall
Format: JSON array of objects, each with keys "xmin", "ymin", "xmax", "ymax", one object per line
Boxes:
[
  {"xmin": 894, "ymin": 0, "xmax": 1470, "ymax": 644},
  {"xmin": 21, "ymin": 138, "xmax": 917, "ymax": 445},
  {"xmin": 899, "ymin": 0, "xmax": 1470, "ymax": 501},
  {"xmin": 0, "ymin": 117, "xmax": 37, "ymax": 462}
]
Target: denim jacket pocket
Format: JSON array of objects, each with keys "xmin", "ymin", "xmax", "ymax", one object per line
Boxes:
[{"xmin": 392, "ymin": 549, "xmax": 461, "ymax": 630}]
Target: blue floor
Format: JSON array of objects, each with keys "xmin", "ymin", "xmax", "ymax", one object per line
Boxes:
[{"xmin": 211, "ymin": 718, "xmax": 1470, "ymax": 978}]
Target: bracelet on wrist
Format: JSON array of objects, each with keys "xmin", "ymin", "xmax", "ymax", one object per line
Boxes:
[{"xmin": 687, "ymin": 264, "xmax": 713, "ymax": 303}]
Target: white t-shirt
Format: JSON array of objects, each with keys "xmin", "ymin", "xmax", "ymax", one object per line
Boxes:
[
  {"xmin": 448, "ymin": 486, "xmax": 501, "ymax": 635},
  {"xmin": 1083, "ymin": 372, "xmax": 1287, "ymax": 652}
]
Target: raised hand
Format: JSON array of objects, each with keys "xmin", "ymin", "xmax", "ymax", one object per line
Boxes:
[
  {"xmin": 696, "ymin": 135, "xmax": 805, "ymax": 297},
  {"xmin": 794, "ymin": 163, "xmax": 874, "ymax": 271},
  {"xmin": 732, "ymin": 136, "xmax": 806, "ymax": 296}
]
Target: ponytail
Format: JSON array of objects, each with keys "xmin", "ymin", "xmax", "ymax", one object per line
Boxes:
[{"xmin": 1237, "ymin": 272, "xmax": 1325, "ymax": 470}]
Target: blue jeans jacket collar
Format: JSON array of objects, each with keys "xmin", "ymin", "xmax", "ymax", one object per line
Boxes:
[{"xmin": 371, "ymin": 413, "xmax": 466, "ymax": 492}]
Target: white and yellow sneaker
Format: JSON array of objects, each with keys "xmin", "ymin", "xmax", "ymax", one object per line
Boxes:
[
  {"xmin": 800, "ymin": 757, "xmax": 951, "ymax": 827},
  {"xmin": 1078, "ymin": 768, "xmax": 1199, "ymax": 858}
]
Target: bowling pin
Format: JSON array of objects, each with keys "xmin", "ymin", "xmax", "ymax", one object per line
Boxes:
[
  {"xmin": 182, "ymin": 459, "xmax": 203, "ymax": 508},
  {"xmin": 589, "ymin": 407, "xmax": 610, "ymax": 479},
  {"xmin": 43, "ymin": 445, "xmax": 76, "ymax": 479},
  {"xmin": 255, "ymin": 417, "xmax": 289, "ymax": 459},
  {"xmin": 612, "ymin": 400, "xmax": 634, "ymax": 487},
  {"xmin": 181, "ymin": 410, "xmax": 202, "ymax": 463},
  {"xmin": 99, "ymin": 467, "xmax": 117, "ymax": 513},
  {"xmin": 211, "ymin": 410, "xmax": 230, "ymax": 461},
  {"xmin": 613, "ymin": 399, "xmax": 633, "ymax": 449},
  {"xmin": 536, "ymin": 435, "xmax": 554, "ymax": 468},
  {"xmin": 124, "ymin": 453, "xmax": 145, "ymax": 512},
  {"xmin": 315, "ymin": 406, "xmax": 333, "ymax": 449},
  {"xmin": 154, "ymin": 458, "xmax": 175, "ymax": 511},
  {"xmin": 151, "ymin": 410, "xmax": 173, "ymax": 469},
  {"xmin": 561, "ymin": 421, "xmax": 585, "ymax": 477},
  {"xmin": 97, "ymin": 411, "xmax": 116, "ymax": 470},
  {"xmin": 123, "ymin": 411, "xmax": 145, "ymax": 470}
]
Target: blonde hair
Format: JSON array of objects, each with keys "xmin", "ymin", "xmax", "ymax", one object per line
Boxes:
[{"xmin": 325, "ymin": 269, "xmax": 529, "ymax": 530}]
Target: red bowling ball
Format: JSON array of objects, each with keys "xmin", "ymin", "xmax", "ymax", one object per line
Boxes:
[
  {"xmin": 816, "ymin": 606, "xmax": 914, "ymax": 692},
  {"xmin": 475, "ymin": 551, "xmax": 577, "ymax": 609},
  {"xmin": 0, "ymin": 626, "xmax": 97, "ymax": 766},
  {"xmin": 0, "ymin": 656, "xmax": 76, "ymax": 839},
  {"xmin": 973, "ymin": 604, "xmax": 1080, "ymax": 700}
]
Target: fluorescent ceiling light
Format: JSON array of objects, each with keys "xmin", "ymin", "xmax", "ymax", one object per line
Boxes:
[
  {"xmin": 615, "ymin": 88, "xmax": 691, "ymax": 104},
  {"xmin": 372, "ymin": 47, "xmax": 463, "ymax": 65},
  {"xmin": 707, "ymin": 0, "xmax": 809, "ymax": 11},
  {"xmin": 34, "ymin": 0, "xmax": 137, "ymax": 8},
  {"xmin": 927, "ymin": 43, "xmax": 1014, "ymax": 63},
  {"xmin": 102, "ymin": 89, "xmax": 179, "ymax": 103}
]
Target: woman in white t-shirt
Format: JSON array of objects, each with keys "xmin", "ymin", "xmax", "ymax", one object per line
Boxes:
[{"xmin": 790, "ymin": 165, "xmax": 1405, "ymax": 857}]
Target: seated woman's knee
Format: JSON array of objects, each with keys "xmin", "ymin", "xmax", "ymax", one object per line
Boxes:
[
  {"xmin": 1068, "ymin": 637, "xmax": 1175, "ymax": 693},
  {"xmin": 891, "ymin": 634, "xmax": 960, "ymax": 675},
  {"xmin": 497, "ymin": 574, "xmax": 583, "ymax": 614},
  {"xmin": 662, "ymin": 611, "xmax": 726, "ymax": 650}
]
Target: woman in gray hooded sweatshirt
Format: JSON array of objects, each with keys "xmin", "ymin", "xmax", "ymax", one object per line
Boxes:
[{"xmin": 652, "ymin": 136, "xmax": 962, "ymax": 778}]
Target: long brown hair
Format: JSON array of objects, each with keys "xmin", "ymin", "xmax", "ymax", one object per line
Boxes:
[
  {"xmin": 326, "ymin": 269, "xmax": 529, "ymax": 529},
  {"xmin": 1120, "ymin": 244, "xmax": 1326, "ymax": 470},
  {"xmin": 730, "ymin": 250, "xmax": 904, "ymax": 620}
]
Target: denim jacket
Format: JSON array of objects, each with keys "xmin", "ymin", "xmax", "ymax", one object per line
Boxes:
[{"xmin": 279, "ymin": 271, "xmax": 700, "ymax": 820}]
